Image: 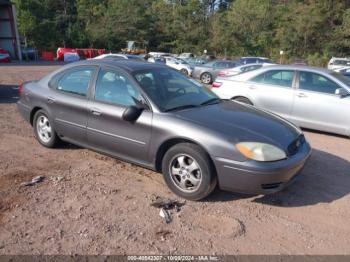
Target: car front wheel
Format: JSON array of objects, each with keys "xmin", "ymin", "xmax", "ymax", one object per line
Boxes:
[
  {"xmin": 162, "ymin": 143, "xmax": 217, "ymax": 200},
  {"xmin": 180, "ymin": 68, "xmax": 189, "ymax": 76},
  {"xmin": 33, "ymin": 110, "xmax": 59, "ymax": 148},
  {"xmin": 200, "ymin": 72, "xmax": 213, "ymax": 84}
]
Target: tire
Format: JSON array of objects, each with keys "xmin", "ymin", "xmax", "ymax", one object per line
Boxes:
[
  {"xmin": 200, "ymin": 72, "xmax": 213, "ymax": 84},
  {"xmin": 162, "ymin": 143, "xmax": 217, "ymax": 201},
  {"xmin": 233, "ymin": 97, "xmax": 253, "ymax": 105},
  {"xmin": 33, "ymin": 110, "xmax": 59, "ymax": 148},
  {"xmin": 180, "ymin": 68, "xmax": 189, "ymax": 76}
]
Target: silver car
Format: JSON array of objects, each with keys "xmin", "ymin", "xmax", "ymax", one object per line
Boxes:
[
  {"xmin": 212, "ymin": 65, "xmax": 350, "ymax": 137},
  {"xmin": 192, "ymin": 60, "xmax": 239, "ymax": 84}
]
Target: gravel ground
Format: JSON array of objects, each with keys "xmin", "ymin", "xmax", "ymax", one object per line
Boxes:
[{"xmin": 0, "ymin": 63, "xmax": 350, "ymax": 255}]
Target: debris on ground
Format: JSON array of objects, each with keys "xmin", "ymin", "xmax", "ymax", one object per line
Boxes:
[
  {"xmin": 20, "ymin": 176, "xmax": 45, "ymax": 186},
  {"xmin": 150, "ymin": 196, "xmax": 185, "ymax": 211},
  {"xmin": 159, "ymin": 208, "xmax": 172, "ymax": 224}
]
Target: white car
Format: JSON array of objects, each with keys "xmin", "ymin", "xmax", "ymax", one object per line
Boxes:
[
  {"xmin": 93, "ymin": 53, "xmax": 144, "ymax": 61},
  {"xmin": 178, "ymin": 53, "xmax": 194, "ymax": 59},
  {"xmin": 164, "ymin": 57, "xmax": 193, "ymax": 76},
  {"xmin": 328, "ymin": 57, "xmax": 350, "ymax": 71}
]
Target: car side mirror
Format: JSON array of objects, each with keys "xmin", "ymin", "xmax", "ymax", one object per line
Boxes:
[
  {"xmin": 335, "ymin": 87, "xmax": 349, "ymax": 97},
  {"xmin": 122, "ymin": 106, "xmax": 143, "ymax": 122}
]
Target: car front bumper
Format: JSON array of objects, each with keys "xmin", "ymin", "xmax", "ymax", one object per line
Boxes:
[{"xmin": 213, "ymin": 141, "xmax": 312, "ymax": 195}]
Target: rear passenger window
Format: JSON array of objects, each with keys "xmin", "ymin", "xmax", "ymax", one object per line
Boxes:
[
  {"xmin": 57, "ymin": 67, "xmax": 95, "ymax": 96},
  {"xmin": 250, "ymin": 70, "xmax": 294, "ymax": 88}
]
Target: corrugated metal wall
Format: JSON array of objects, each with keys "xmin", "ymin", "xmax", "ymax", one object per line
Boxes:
[{"xmin": 0, "ymin": 0, "xmax": 21, "ymax": 60}]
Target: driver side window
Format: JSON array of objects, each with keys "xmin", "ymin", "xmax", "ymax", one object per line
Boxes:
[{"xmin": 94, "ymin": 69, "xmax": 142, "ymax": 107}]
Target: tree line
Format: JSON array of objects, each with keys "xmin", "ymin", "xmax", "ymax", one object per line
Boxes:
[{"xmin": 13, "ymin": 0, "xmax": 350, "ymax": 65}]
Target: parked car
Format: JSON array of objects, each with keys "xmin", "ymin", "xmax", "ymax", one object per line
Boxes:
[
  {"xmin": 21, "ymin": 46, "xmax": 37, "ymax": 60},
  {"xmin": 148, "ymin": 56, "xmax": 166, "ymax": 64},
  {"xmin": 164, "ymin": 57, "xmax": 193, "ymax": 76},
  {"xmin": 335, "ymin": 67, "xmax": 350, "ymax": 79},
  {"xmin": 178, "ymin": 53, "xmax": 194, "ymax": 59},
  {"xmin": 193, "ymin": 60, "xmax": 239, "ymax": 84},
  {"xmin": 212, "ymin": 65, "xmax": 350, "ymax": 137},
  {"xmin": 17, "ymin": 60, "xmax": 311, "ymax": 200},
  {"xmin": 327, "ymin": 57, "xmax": 350, "ymax": 71},
  {"xmin": 239, "ymin": 57, "xmax": 273, "ymax": 65},
  {"xmin": 93, "ymin": 53, "xmax": 144, "ymax": 61},
  {"xmin": 148, "ymin": 52, "xmax": 171, "ymax": 59},
  {"xmin": 0, "ymin": 48, "xmax": 10, "ymax": 63},
  {"xmin": 217, "ymin": 63, "xmax": 267, "ymax": 78},
  {"xmin": 184, "ymin": 57, "xmax": 209, "ymax": 66}
]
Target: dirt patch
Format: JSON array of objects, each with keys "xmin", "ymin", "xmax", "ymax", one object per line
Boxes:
[{"xmin": 194, "ymin": 215, "xmax": 245, "ymax": 238}]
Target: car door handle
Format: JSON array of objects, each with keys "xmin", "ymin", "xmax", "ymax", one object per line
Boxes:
[
  {"xmin": 47, "ymin": 97, "xmax": 55, "ymax": 104},
  {"xmin": 90, "ymin": 108, "xmax": 102, "ymax": 116},
  {"xmin": 249, "ymin": 85, "xmax": 257, "ymax": 89},
  {"xmin": 296, "ymin": 92, "xmax": 307, "ymax": 98}
]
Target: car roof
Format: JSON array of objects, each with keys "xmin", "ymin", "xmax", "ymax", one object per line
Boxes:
[
  {"xmin": 64, "ymin": 59, "xmax": 167, "ymax": 73},
  {"xmin": 223, "ymin": 64, "xmax": 335, "ymax": 82},
  {"xmin": 256, "ymin": 64, "xmax": 333, "ymax": 73}
]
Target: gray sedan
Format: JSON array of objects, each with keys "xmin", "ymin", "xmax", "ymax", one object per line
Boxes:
[
  {"xmin": 192, "ymin": 60, "xmax": 239, "ymax": 84},
  {"xmin": 17, "ymin": 60, "xmax": 311, "ymax": 200},
  {"xmin": 213, "ymin": 65, "xmax": 350, "ymax": 137}
]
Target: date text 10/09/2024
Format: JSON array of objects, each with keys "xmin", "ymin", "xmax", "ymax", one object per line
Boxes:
[{"xmin": 127, "ymin": 256, "xmax": 219, "ymax": 261}]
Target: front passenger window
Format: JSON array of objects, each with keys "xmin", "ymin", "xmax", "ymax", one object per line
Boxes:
[
  {"xmin": 95, "ymin": 69, "xmax": 142, "ymax": 107},
  {"xmin": 299, "ymin": 71, "xmax": 340, "ymax": 94}
]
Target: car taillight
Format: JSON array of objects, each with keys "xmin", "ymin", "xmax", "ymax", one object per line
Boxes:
[
  {"xmin": 18, "ymin": 83, "xmax": 23, "ymax": 94},
  {"xmin": 218, "ymin": 71, "xmax": 227, "ymax": 77},
  {"xmin": 212, "ymin": 82, "xmax": 222, "ymax": 88}
]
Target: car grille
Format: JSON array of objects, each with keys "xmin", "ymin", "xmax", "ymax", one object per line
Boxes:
[{"xmin": 287, "ymin": 134, "xmax": 305, "ymax": 156}]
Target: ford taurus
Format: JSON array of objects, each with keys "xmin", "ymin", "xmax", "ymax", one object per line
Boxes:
[{"xmin": 17, "ymin": 60, "xmax": 311, "ymax": 200}]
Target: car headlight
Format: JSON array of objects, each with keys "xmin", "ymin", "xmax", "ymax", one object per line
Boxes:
[{"xmin": 236, "ymin": 142, "xmax": 286, "ymax": 162}]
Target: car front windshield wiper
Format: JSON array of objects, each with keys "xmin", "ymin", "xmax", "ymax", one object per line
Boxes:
[
  {"xmin": 164, "ymin": 104, "xmax": 199, "ymax": 112},
  {"xmin": 200, "ymin": 98, "xmax": 222, "ymax": 106}
]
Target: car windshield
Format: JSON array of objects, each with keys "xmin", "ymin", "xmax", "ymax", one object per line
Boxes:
[
  {"xmin": 127, "ymin": 55, "xmax": 144, "ymax": 61},
  {"xmin": 331, "ymin": 72, "xmax": 350, "ymax": 88},
  {"xmin": 133, "ymin": 68, "xmax": 219, "ymax": 112},
  {"xmin": 177, "ymin": 58, "xmax": 188, "ymax": 64},
  {"xmin": 202, "ymin": 61, "xmax": 216, "ymax": 67}
]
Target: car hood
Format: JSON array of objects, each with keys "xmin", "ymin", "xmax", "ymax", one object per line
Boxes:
[{"xmin": 173, "ymin": 101, "xmax": 302, "ymax": 150}]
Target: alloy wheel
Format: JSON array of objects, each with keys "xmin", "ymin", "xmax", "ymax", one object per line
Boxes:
[
  {"xmin": 36, "ymin": 115, "xmax": 52, "ymax": 143},
  {"xmin": 201, "ymin": 73, "xmax": 212, "ymax": 84},
  {"xmin": 169, "ymin": 154, "xmax": 202, "ymax": 192}
]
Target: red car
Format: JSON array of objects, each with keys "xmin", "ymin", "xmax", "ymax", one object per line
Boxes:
[{"xmin": 0, "ymin": 48, "xmax": 11, "ymax": 63}]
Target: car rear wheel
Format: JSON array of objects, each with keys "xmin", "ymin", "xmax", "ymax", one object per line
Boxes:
[
  {"xmin": 33, "ymin": 110, "xmax": 59, "ymax": 148},
  {"xmin": 180, "ymin": 68, "xmax": 189, "ymax": 76},
  {"xmin": 200, "ymin": 72, "xmax": 212, "ymax": 84},
  {"xmin": 233, "ymin": 97, "xmax": 253, "ymax": 105},
  {"xmin": 162, "ymin": 143, "xmax": 217, "ymax": 200}
]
